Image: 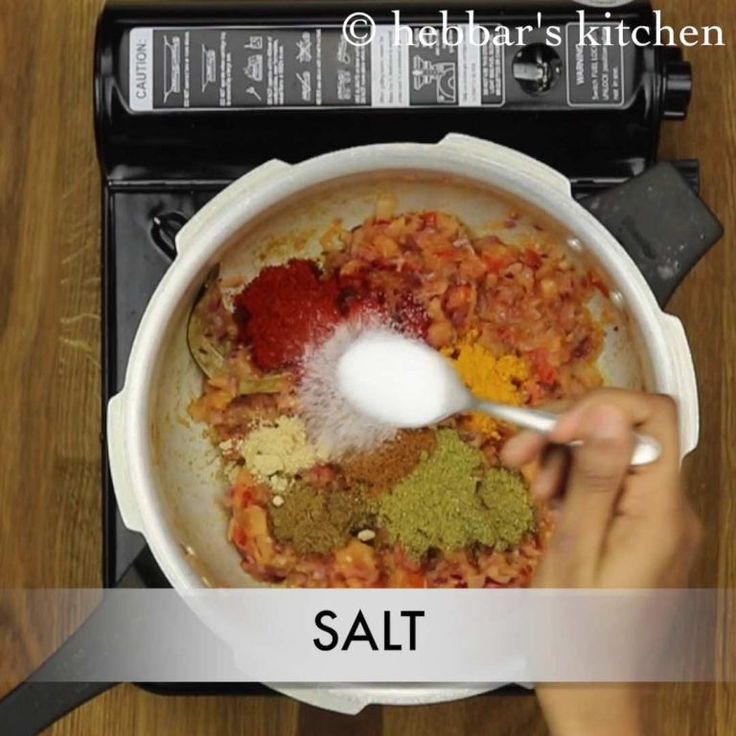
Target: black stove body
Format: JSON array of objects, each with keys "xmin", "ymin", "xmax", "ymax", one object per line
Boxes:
[{"xmin": 95, "ymin": 0, "xmax": 703, "ymax": 695}]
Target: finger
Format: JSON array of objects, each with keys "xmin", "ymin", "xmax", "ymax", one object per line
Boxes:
[
  {"xmin": 549, "ymin": 388, "xmax": 680, "ymax": 467},
  {"xmin": 501, "ymin": 392, "xmax": 647, "ymax": 469},
  {"xmin": 549, "ymin": 389, "xmax": 683, "ymax": 518},
  {"xmin": 506, "ymin": 389, "xmax": 679, "ymax": 470},
  {"xmin": 554, "ymin": 403, "xmax": 634, "ymax": 570},
  {"xmin": 501, "ymin": 430, "xmax": 548, "ymax": 468},
  {"xmin": 532, "ymin": 446, "xmax": 570, "ymax": 501}
]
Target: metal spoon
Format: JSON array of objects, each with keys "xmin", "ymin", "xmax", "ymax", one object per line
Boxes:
[
  {"xmin": 420, "ymin": 371, "xmax": 662, "ymax": 468},
  {"xmin": 463, "ymin": 399, "xmax": 661, "ymax": 467},
  {"xmin": 337, "ymin": 331, "xmax": 662, "ymax": 468}
]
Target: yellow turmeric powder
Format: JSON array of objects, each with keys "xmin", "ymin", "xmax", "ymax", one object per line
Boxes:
[{"xmin": 442, "ymin": 333, "xmax": 530, "ymax": 438}]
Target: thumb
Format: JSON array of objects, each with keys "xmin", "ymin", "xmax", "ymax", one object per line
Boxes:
[{"xmin": 553, "ymin": 404, "xmax": 633, "ymax": 578}]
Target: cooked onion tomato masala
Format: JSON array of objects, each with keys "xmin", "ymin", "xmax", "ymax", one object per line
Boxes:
[{"xmin": 188, "ymin": 203, "xmax": 613, "ymax": 588}]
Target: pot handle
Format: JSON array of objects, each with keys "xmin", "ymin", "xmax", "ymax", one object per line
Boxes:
[
  {"xmin": 581, "ymin": 163, "xmax": 723, "ymax": 307},
  {"xmin": 174, "ymin": 159, "xmax": 293, "ymax": 256},
  {"xmin": 437, "ymin": 133, "xmax": 573, "ymax": 198},
  {"xmin": 660, "ymin": 313, "xmax": 700, "ymax": 457},
  {"xmin": 107, "ymin": 392, "xmax": 144, "ymax": 533},
  {"xmin": 0, "ymin": 681, "xmax": 115, "ymax": 733}
]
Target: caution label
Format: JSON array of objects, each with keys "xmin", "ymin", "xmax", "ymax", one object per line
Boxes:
[{"xmin": 128, "ymin": 25, "xmax": 506, "ymax": 111}]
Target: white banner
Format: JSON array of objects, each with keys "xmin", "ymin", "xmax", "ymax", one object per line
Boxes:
[{"xmin": 1, "ymin": 589, "xmax": 721, "ymax": 683}]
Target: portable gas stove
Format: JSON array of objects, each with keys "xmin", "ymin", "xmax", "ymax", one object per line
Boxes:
[{"xmin": 95, "ymin": 0, "xmax": 697, "ymax": 697}]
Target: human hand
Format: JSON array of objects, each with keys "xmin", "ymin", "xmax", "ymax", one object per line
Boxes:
[
  {"xmin": 502, "ymin": 388, "xmax": 701, "ymax": 589},
  {"xmin": 501, "ymin": 389, "xmax": 702, "ymax": 735}
]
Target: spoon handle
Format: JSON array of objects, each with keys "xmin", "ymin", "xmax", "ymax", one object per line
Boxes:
[{"xmin": 474, "ymin": 402, "xmax": 661, "ymax": 468}]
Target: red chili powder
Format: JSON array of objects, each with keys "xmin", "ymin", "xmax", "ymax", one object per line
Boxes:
[
  {"xmin": 337, "ymin": 280, "xmax": 429, "ymax": 338},
  {"xmin": 394, "ymin": 293, "xmax": 430, "ymax": 338},
  {"xmin": 235, "ymin": 259, "xmax": 431, "ymax": 372},
  {"xmin": 234, "ymin": 260, "xmax": 342, "ymax": 371}
]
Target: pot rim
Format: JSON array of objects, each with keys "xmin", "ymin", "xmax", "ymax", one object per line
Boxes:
[{"xmin": 121, "ymin": 138, "xmax": 688, "ymax": 592}]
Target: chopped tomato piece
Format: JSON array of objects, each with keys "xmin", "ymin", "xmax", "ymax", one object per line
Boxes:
[{"xmin": 522, "ymin": 248, "xmax": 543, "ymax": 270}]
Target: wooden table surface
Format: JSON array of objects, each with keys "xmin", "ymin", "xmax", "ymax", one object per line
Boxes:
[{"xmin": 1, "ymin": 0, "xmax": 734, "ymax": 733}]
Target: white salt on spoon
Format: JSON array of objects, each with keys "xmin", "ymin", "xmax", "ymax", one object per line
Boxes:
[
  {"xmin": 299, "ymin": 320, "xmax": 400, "ymax": 457},
  {"xmin": 334, "ymin": 328, "xmax": 661, "ymax": 467},
  {"xmin": 335, "ymin": 329, "xmax": 466, "ymax": 427}
]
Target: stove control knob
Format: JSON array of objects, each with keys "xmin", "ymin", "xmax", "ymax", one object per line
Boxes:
[{"xmin": 662, "ymin": 57, "xmax": 692, "ymax": 121}]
